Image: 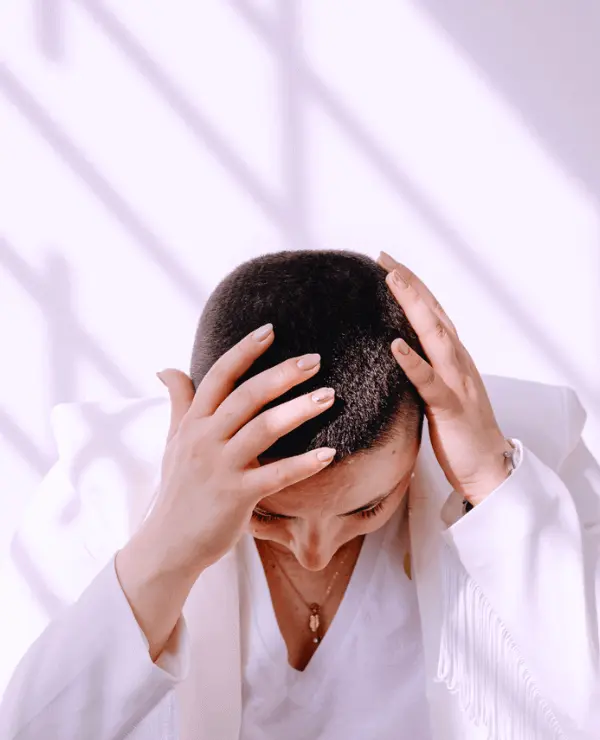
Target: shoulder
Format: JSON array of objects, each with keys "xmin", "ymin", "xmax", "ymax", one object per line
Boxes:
[{"xmin": 482, "ymin": 374, "xmax": 585, "ymax": 469}]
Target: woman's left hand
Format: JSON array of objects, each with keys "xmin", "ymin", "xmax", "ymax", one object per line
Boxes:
[{"xmin": 377, "ymin": 251, "xmax": 511, "ymax": 505}]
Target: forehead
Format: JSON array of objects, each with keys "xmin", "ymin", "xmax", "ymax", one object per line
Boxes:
[{"xmin": 260, "ymin": 434, "xmax": 419, "ymax": 515}]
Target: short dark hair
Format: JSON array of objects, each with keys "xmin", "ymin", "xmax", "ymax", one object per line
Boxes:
[{"xmin": 190, "ymin": 250, "xmax": 426, "ymax": 463}]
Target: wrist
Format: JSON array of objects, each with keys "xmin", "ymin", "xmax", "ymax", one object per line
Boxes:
[
  {"xmin": 116, "ymin": 525, "xmax": 202, "ymax": 661},
  {"xmin": 460, "ymin": 466, "xmax": 509, "ymax": 506},
  {"xmin": 127, "ymin": 514, "xmax": 207, "ymax": 586},
  {"xmin": 460, "ymin": 438, "xmax": 517, "ymax": 507}
]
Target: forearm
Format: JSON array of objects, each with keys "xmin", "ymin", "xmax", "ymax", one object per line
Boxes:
[{"xmin": 115, "ymin": 518, "xmax": 202, "ymax": 662}]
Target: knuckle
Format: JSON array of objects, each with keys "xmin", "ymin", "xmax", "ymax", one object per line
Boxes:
[
  {"xmin": 422, "ymin": 369, "xmax": 436, "ymax": 387},
  {"xmin": 270, "ymin": 461, "xmax": 289, "ymax": 487},
  {"xmin": 258, "ymin": 460, "xmax": 288, "ymax": 494},
  {"xmin": 255, "ymin": 411, "xmax": 277, "ymax": 440},
  {"xmin": 273, "ymin": 363, "xmax": 291, "ymax": 387},
  {"xmin": 237, "ymin": 381, "xmax": 261, "ymax": 409},
  {"xmin": 435, "ymin": 321, "xmax": 447, "ymax": 339},
  {"xmin": 407, "ymin": 352, "xmax": 423, "ymax": 370}
]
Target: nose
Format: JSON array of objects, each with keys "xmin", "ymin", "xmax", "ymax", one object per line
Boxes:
[{"xmin": 290, "ymin": 526, "xmax": 336, "ymax": 571}]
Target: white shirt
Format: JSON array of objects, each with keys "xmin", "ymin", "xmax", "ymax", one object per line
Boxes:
[{"xmin": 239, "ymin": 504, "xmax": 433, "ymax": 739}]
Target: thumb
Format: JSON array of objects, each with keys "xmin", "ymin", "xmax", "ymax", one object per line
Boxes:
[{"xmin": 157, "ymin": 369, "xmax": 196, "ymax": 441}]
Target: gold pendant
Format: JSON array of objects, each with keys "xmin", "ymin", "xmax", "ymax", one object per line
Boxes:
[{"xmin": 309, "ymin": 603, "xmax": 320, "ymax": 635}]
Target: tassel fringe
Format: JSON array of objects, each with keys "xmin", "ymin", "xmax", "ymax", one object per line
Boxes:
[{"xmin": 437, "ymin": 543, "xmax": 567, "ymax": 740}]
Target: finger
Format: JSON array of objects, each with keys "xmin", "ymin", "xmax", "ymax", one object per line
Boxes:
[
  {"xmin": 391, "ymin": 338, "xmax": 454, "ymax": 408},
  {"xmin": 190, "ymin": 323, "xmax": 275, "ymax": 419},
  {"xmin": 242, "ymin": 447, "xmax": 336, "ymax": 499},
  {"xmin": 378, "ymin": 252, "xmax": 456, "ymax": 333},
  {"xmin": 213, "ymin": 352, "xmax": 322, "ymax": 440},
  {"xmin": 225, "ymin": 386, "xmax": 336, "ymax": 464},
  {"xmin": 158, "ymin": 369, "xmax": 196, "ymax": 441},
  {"xmin": 377, "ymin": 250, "xmax": 398, "ymax": 272},
  {"xmin": 386, "ymin": 270, "xmax": 458, "ymax": 370}
]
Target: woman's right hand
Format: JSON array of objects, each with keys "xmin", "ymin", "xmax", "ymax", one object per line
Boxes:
[
  {"xmin": 117, "ymin": 322, "xmax": 337, "ymax": 645},
  {"xmin": 145, "ymin": 321, "xmax": 336, "ymax": 576},
  {"xmin": 116, "ymin": 323, "xmax": 335, "ymax": 658}
]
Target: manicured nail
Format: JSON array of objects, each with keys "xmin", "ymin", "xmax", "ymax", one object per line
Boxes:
[
  {"xmin": 312, "ymin": 387, "xmax": 335, "ymax": 404},
  {"xmin": 392, "ymin": 338, "xmax": 411, "ymax": 355},
  {"xmin": 316, "ymin": 448, "xmax": 336, "ymax": 462},
  {"xmin": 297, "ymin": 353, "xmax": 321, "ymax": 370},
  {"xmin": 156, "ymin": 371, "xmax": 167, "ymax": 386},
  {"xmin": 252, "ymin": 323, "xmax": 273, "ymax": 341},
  {"xmin": 378, "ymin": 251, "xmax": 397, "ymax": 270}
]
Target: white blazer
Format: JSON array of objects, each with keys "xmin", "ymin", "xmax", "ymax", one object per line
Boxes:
[{"xmin": 0, "ymin": 376, "xmax": 599, "ymax": 740}]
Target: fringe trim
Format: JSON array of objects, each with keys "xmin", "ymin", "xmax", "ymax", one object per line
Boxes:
[{"xmin": 437, "ymin": 542, "xmax": 567, "ymax": 740}]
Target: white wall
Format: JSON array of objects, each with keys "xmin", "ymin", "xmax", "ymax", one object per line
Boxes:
[{"xmin": 2, "ymin": 0, "xmax": 600, "ymax": 555}]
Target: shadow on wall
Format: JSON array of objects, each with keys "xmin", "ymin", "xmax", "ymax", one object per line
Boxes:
[
  {"xmin": 0, "ymin": 66, "xmax": 207, "ymax": 310},
  {"xmin": 1, "ymin": 0, "xmax": 598, "ymax": 483},
  {"xmin": 2, "ymin": 0, "xmax": 600, "ymax": 623},
  {"xmin": 417, "ymin": 0, "xmax": 600, "ymax": 202},
  {"xmin": 227, "ymin": 0, "xmax": 600, "ymax": 410}
]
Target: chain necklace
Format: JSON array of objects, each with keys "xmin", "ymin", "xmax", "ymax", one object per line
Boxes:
[{"xmin": 264, "ymin": 542, "xmax": 353, "ymax": 645}]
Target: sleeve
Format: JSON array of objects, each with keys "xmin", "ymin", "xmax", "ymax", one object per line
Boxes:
[
  {"xmin": 438, "ymin": 388, "xmax": 600, "ymax": 738},
  {"xmin": 0, "ymin": 464, "xmax": 190, "ymax": 740}
]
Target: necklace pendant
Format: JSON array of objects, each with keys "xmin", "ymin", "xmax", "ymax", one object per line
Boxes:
[{"xmin": 309, "ymin": 603, "xmax": 321, "ymax": 633}]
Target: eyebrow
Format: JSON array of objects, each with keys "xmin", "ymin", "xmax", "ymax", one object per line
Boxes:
[{"xmin": 254, "ymin": 485, "xmax": 398, "ymax": 519}]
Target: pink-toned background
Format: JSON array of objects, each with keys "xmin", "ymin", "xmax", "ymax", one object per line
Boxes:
[{"xmin": 2, "ymin": 0, "xmax": 600, "ymax": 560}]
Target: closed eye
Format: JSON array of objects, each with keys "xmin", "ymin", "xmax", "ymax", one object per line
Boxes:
[
  {"xmin": 251, "ymin": 494, "xmax": 390, "ymax": 524},
  {"xmin": 251, "ymin": 509, "xmax": 287, "ymax": 524},
  {"xmin": 351, "ymin": 499, "xmax": 386, "ymax": 520}
]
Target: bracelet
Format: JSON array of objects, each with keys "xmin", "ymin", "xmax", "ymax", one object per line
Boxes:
[{"xmin": 463, "ymin": 439, "xmax": 518, "ymax": 514}]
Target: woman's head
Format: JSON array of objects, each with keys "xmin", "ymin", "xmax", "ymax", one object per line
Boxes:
[{"xmin": 190, "ymin": 249, "xmax": 426, "ymax": 567}]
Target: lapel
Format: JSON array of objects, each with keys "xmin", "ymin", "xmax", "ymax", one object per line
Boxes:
[
  {"xmin": 177, "ymin": 548, "xmax": 242, "ymax": 740},
  {"xmin": 408, "ymin": 420, "xmax": 475, "ymax": 739}
]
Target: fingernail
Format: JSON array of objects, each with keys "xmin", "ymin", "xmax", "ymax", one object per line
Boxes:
[
  {"xmin": 252, "ymin": 323, "xmax": 273, "ymax": 341},
  {"xmin": 156, "ymin": 371, "xmax": 167, "ymax": 386},
  {"xmin": 312, "ymin": 387, "xmax": 335, "ymax": 404},
  {"xmin": 297, "ymin": 353, "xmax": 321, "ymax": 370},
  {"xmin": 378, "ymin": 251, "xmax": 397, "ymax": 270},
  {"xmin": 392, "ymin": 338, "xmax": 411, "ymax": 355},
  {"xmin": 316, "ymin": 448, "xmax": 336, "ymax": 462}
]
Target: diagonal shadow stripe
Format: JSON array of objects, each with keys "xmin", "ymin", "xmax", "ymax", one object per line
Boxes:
[
  {"xmin": 229, "ymin": 0, "xmax": 600, "ymax": 409},
  {"xmin": 0, "ymin": 63, "xmax": 206, "ymax": 309},
  {"xmin": 76, "ymin": 0, "xmax": 323, "ymax": 252},
  {"xmin": 33, "ymin": 0, "xmax": 64, "ymax": 62},
  {"xmin": 307, "ymin": 79, "xmax": 600, "ymax": 406},
  {"xmin": 0, "ymin": 406, "xmax": 53, "ymax": 475},
  {"xmin": 415, "ymin": 0, "xmax": 600, "ymax": 203},
  {"xmin": 0, "ymin": 239, "xmax": 138, "ymax": 398}
]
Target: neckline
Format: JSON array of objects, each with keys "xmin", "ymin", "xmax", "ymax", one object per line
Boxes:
[{"xmin": 242, "ymin": 504, "xmax": 405, "ymax": 704}]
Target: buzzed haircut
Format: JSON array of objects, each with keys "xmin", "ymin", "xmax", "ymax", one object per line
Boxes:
[{"xmin": 191, "ymin": 250, "xmax": 426, "ymax": 462}]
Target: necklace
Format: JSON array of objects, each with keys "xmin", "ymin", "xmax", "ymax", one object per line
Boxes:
[{"xmin": 264, "ymin": 542, "xmax": 353, "ymax": 645}]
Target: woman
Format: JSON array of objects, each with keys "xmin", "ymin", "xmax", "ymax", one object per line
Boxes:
[{"xmin": 1, "ymin": 250, "xmax": 599, "ymax": 739}]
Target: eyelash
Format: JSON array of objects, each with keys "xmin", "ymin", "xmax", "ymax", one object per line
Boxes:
[
  {"xmin": 358, "ymin": 500, "xmax": 385, "ymax": 519},
  {"xmin": 251, "ymin": 499, "xmax": 386, "ymax": 524}
]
